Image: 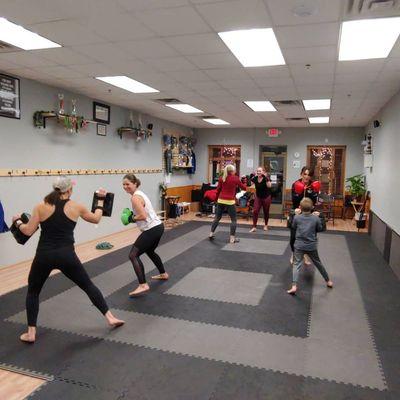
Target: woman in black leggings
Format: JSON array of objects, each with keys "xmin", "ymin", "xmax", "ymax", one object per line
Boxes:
[
  {"xmin": 13, "ymin": 176, "xmax": 124, "ymax": 343},
  {"xmin": 123, "ymin": 174, "xmax": 168, "ymax": 297}
]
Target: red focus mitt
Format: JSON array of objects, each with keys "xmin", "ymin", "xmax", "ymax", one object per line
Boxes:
[
  {"xmin": 310, "ymin": 180, "xmax": 321, "ymax": 193},
  {"xmin": 293, "ymin": 180, "xmax": 305, "ymax": 195},
  {"xmin": 204, "ymin": 189, "xmax": 218, "ymax": 202}
]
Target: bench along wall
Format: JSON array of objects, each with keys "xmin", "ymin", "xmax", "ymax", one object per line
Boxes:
[{"xmin": 0, "ymin": 76, "xmax": 194, "ymax": 267}]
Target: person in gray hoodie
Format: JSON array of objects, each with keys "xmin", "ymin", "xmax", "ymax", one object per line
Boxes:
[{"xmin": 287, "ymin": 197, "xmax": 333, "ymax": 295}]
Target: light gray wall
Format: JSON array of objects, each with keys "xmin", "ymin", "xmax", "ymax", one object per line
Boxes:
[
  {"xmin": 365, "ymin": 90, "xmax": 400, "ymax": 235},
  {"xmin": 194, "ymin": 127, "xmax": 365, "ymax": 187},
  {"xmin": 0, "ymin": 77, "xmax": 194, "ymax": 267}
]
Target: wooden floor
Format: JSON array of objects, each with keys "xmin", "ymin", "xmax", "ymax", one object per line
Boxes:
[{"xmin": 0, "ymin": 213, "xmax": 367, "ymax": 400}]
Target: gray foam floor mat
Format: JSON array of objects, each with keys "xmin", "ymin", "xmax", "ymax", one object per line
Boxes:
[{"xmin": 1, "ymin": 221, "xmax": 399, "ymax": 399}]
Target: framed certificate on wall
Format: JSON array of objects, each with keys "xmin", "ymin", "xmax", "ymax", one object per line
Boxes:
[
  {"xmin": 93, "ymin": 101, "xmax": 110, "ymax": 124},
  {"xmin": 0, "ymin": 73, "xmax": 20, "ymax": 119}
]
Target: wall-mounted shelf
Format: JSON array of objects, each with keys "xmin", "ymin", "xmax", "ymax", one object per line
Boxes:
[
  {"xmin": 33, "ymin": 111, "xmax": 96, "ymax": 131},
  {"xmin": 0, "ymin": 168, "xmax": 163, "ymax": 177},
  {"xmin": 117, "ymin": 126, "xmax": 152, "ymax": 140}
]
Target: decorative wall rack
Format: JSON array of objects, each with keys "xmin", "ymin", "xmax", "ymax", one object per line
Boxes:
[{"xmin": 0, "ymin": 168, "xmax": 163, "ymax": 177}]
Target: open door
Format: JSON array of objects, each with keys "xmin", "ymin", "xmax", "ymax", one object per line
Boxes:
[{"xmin": 260, "ymin": 146, "xmax": 287, "ymax": 215}]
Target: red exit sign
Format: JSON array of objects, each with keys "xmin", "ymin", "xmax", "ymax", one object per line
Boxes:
[{"xmin": 267, "ymin": 128, "xmax": 281, "ymax": 137}]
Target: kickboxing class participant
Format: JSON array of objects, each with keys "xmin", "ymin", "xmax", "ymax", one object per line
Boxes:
[
  {"xmin": 11, "ymin": 176, "xmax": 124, "ymax": 343},
  {"xmin": 209, "ymin": 164, "xmax": 247, "ymax": 244},
  {"xmin": 122, "ymin": 174, "xmax": 168, "ymax": 297},
  {"xmin": 289, "ymin": 166, "xmax": 321, "ymax": 264},
  {"xmin": 287, "ymin": 197, "xmax": 333, "ymax": 295},
  {"xmin": 250, "ymin": 166, "xmax": 272, "ymax": 233}
]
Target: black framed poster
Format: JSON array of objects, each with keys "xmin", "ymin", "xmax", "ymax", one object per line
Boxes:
[
  {"xmin": 0, "ymin": 73, "xmax": 20, "ymax": 119},
  {"xmin": 93, "ymin": 101, "xmax": 110, "ymax": 124}
]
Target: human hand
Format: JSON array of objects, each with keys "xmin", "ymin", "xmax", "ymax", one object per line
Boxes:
[
  {"xmin": 12, "ymin": 214, "xmax": 21, "ymax": 223},
  {"xmin": 96, "ymin": 188, "xmax": 107, "ymax": 198},
  {"xmin": 312, "ymin": 211, "xmax": 320, "ymax": 216},
  {"xmin": 295, "ymin": 208, "xmax": 301, "ymax": 215}
]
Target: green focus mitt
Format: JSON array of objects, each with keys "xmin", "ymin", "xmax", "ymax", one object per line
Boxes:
[{"xmin": 121, "ymin": 208, "xmax": 136, "ymax": 225}]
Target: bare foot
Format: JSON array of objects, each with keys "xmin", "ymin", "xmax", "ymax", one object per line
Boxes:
[
  {"xmin": 263, "ymin": 225, "xmax": 268, "ymax": 231},
  {"xmin": 249, "ymin": 227, "xmax": 257, "ymax": 233},
  {"xmin": 129, "ymin": 283, "xmax": 150, "ymax": 297},
  {"xmin": 326, "ymin": 281, "xmax": 333, "ymax": 288},
  {"xmin": 287, "ymin": 285, "xmax": 297, "ymax": 295},
  {"xmin": 105, "ymin": 311, "xmax": 125, "ymax": 328},
  {"xmin": 151, "ymin": 273, "xmax": 169, "ymax": 280},
  {"xmin": 20, "ymin": 332, "xmax": 35, "ymax": 343}
]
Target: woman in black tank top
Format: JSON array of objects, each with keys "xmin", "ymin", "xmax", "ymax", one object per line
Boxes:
[{"xmin": 13, "ymin": 176, "xmax": 124, "ymax": 343}]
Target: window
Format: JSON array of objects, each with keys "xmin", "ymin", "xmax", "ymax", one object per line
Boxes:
[
  {"xmin": 307, "ymin": 146, "xmax": 346, "ymax": 196},
  {"xmin": 208, "ymin": 145, "xmax": 241, "ymax": 184}
]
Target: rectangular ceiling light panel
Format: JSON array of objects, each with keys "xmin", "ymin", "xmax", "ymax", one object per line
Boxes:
[
  {"xmin": 96, "ymin": 76, "xmax": 159, "ymax": 93},
  {"xmin": 303, "ymin": 99, "xmax": 331, "ymax": 110},
  {"xmin": 309, "ymin": 117, "xmax": 329, "ymax": 124},
  {"xmin": 339, "ymin": 17, "xmax": 400, "ymax": 61},
  {"xmin": 203, "ymin": 118, "xmax": 230, "ymax": 125},
  {"xmin": 244, "ymin": 101, "xmax": 277, "ymax": 111},
  {"xmin": 166, "ymin": 103, "xmax": 204, "ymax": 113},
  {"xmin": 218, "ymin": 28, "xmax": 285, "ymax": 67},
  {"xmin": 0, "ymin": 17, "xmax": 61, "ymax": 50}
]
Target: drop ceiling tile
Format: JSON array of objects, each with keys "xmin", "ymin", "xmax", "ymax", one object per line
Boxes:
[
  {"xmin": 0, "ymin": 59, "xmax": 20, "ymax": 71},
  {"xmin": 294, "ymin": 74, "xmax": 334, "ymax": 86},
  {"xmin": 108, "ymin": 60, "xmax": 159, "ymax": 75},
  {"xmin": 72, "ymin": 43, "xmax": 134, "ymax": 64},
  {"xmin": 28, "ymin": 20, "xmax": 107, "ymax": 46},
  {"xmin": 166, "ymin": 69, "xmax": 211, "ymax": 82},
  {"xmin": 31, "ymin": 47, "xmax": 96, "ymax": 66},
  {"xmin": 2, "ymin": 67, "xmax": 51, "ymax": 80},
  {"xmin": 262, "ymin": 88, "xmax": 299, "ymax": 100},
  {"xmin": 154, "ymin": 57, "xmax": 198, "ymax": 72},
  {"xmin": 383, "ymin": 58, "xmax": 400, "ymax": 70},
  {"xmin": 295, "ymin": 84, "xmax": 332, "ymax": 95},
  {"xmin": 246, "ymin": 65, "xmax": 291, "ymax": 79},
  {"xmin": 195, "ymin": 0, "xmax": 272, "ymax": 31},
  {"xmin": 164, "ymin": 33, "xmax": 227, "ymax": 55},
  {"xmin": 117, "ymin": 0, "xmax": 189, "ymax": 11},
  {"xmin": 218, "ymin": 79, "xmax": 258, "ymax": 89},
  {"xmin": 266, "ymin": 0, "xmax": 342, "ymax": 26},
  {"xmin": 335, "ymin": 72, "xmax": 379, "ymax": 84},
  {"xmin": 0, "ymin": 52, "xmax": 58, "ymax": 68},
  {"xmin": 283, "ymin": 45, "xmax": 337, "ymax": 64},
  {"xmin": 68, "ymin": 63, "xmax": 118, "ymax": 77},
  {"xmin": 336, "ymin": 59, "xmax": 386, "ymax": 74},
  {"xmin": 228, "ymin": 87, "xmax": 264, "ymax": 97},
  {"xmin": 289, "ymin": 62, "xmax": 335, "ymax": 76},
  {"xmin": 186, "ymin": 80, "xmax": 223, "ymax": 91},
  {"xmin": 203, "ymin": 67, "xmax": 250, "ymax": 80},
  {"xmin": 253, "ymin": 76, "xmax": 296, "ymax": 88},
  {"xmin": 275, "ymin": 23, "xmax": 340, "ymax": 48},
  {"xmin": 135, "ymin": 6, "xmax": 211, "ymax": 36},
  {"xmin": 187, "ymin": 53, "xmax": 241, "ymax": 69},
  {"xmin": 388, "ymin": 39, "xmax": 400, "ymax": 58},
  {"xmin": 117, "ymin": 39, "xmax": 179, "ymax": 59},
  {"xmin": 333, "ymin": 83, "xmax": 371, "ymax": 94},
  {"xmin": 35, "ymin": 65, "xmax": 87, "ymax": 79}
]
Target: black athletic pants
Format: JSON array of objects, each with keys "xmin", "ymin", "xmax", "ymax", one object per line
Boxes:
[
  {"xmin": 211, "ymin": 203, "xmax": 237, "ymax": 236},
  {"xmin": 26, "ymin": 247, "xmax": 109, "ymax": 327},
  {"xmin": 129, "ymin": 224, "xmax": 165, "ymax": 284}
]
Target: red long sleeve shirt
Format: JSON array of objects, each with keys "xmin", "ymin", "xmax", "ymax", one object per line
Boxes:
[{"xmin": 216, "ymin": 174, "xmax": 247, "ymax": 204}]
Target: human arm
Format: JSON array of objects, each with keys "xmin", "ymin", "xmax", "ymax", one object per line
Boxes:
[
  {"xmin": 12, "ymin": 205, "xmax": 40, "ymax": 236},
  {"xmin": 264, "ymin": 175, "xmax": 272, "ymax": 188},
  {"xmin": 237, "ymin": 176, "xmax": 247, "ymax": 191},
  {"xmin": 79, "ymin": 188, "xmax": 106, "ymax": 224},
  {"xmin": 131, "ymin": 195, "xmax": 148, "ymax": 221}
]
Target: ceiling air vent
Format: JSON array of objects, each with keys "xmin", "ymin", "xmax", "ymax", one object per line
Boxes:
[
  {"xmin": 153, "ymin": 98, "xmax": 181, "ymax": 104},
  {"xmin": 346, "ymin": 0, "xmax": 399, "ymax": 18},
  {"xmin": 285, "ymin": 117, "xmax": 307, "ymax": 121},
  {"xmin": 272, "ymin": 100, "xmax": 302, "ymax": 107},
  {"xmin": 0, "ymin": 40, "xmax": 21, "ymax": 53}
]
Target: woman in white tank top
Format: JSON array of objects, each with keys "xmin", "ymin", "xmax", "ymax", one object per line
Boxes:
[{"xmin": 123, "ymin": 174, "xmax": 169, "ymax": 296}]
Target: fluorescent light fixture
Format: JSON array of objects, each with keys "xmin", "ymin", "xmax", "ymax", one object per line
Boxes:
[
  {"xmin": 218, "ymin": 28, "xmax": 285, "ymax": 67},
  {"xmin": 165, "ymin": 103, "xmax": 203, "ymax": 113},
  {"xmin": 309, "ymin": 117, "xmax": 329, "ymax": 124},
  {"xmin": 244, "ymin": 101, "xmax": 277, "ymax": 112},
  {"xmin": 203, "ymin": 118, "xmax": 230, "ymax": 125},
  {"xmin": 96, "ymin": 76, "xmax": 159, "ymax": 93},
  {"xmin": 303, "ymin": 99, "xmax": 331, "ymax": 110},
  {"xmin": 0, "ymin": 17, "xmax": 61, "ymax": 50},
  {"xmin": 339, "ymin": 17, "xmax": 400, "ymax": 61}
]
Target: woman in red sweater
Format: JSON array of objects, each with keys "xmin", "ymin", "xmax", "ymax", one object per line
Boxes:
[{"xmin": 209, "ymin": 164, "xmax": 247, "ymax": 243}]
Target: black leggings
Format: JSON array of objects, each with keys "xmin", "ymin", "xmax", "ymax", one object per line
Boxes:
[
  {"xmin": 129, "ymin": 224, "xmax": 165, "ymax": 284},
  {"xmin": 27, "ymin": 247, "xmax": 109, "ymax": 327},
  {"xmin": 211, "ymin": 203, "xmax": 237, "ymax": 236}
]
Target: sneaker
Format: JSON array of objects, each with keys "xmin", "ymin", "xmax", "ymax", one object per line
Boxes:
[{"xmin": 249, "ymin": 227, "xmax": 257, "ymax": 233}]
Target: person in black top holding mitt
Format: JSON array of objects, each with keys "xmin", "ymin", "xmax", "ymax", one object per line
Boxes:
[
  {"xmin": 12, "ymin": 176, "xmax": 124, "ymax": 343},
  {"xmin": 250, "ymin": 166, "xmax": 272, "ymax": 232}
]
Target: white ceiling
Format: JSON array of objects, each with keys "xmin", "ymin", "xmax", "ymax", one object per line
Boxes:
[{"xmin": 0, "ymin": 0, "xmax": 400, "ymax": 128}]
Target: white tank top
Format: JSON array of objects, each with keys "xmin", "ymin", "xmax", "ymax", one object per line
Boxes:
[{"xmin": 132, "ymin": 190, "xmax": 161, "ymax": 231}]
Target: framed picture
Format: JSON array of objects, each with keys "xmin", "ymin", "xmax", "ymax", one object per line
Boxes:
[
  {"xmin": 0, "ymin": 73, "xmax": 21, "ymax": 119},
  {"xmin": 93, "ymin": 101, "xmax": 110, "ymax": 124},
  {"xmin": 97, "ymin": 123, "xmax": 107, "ymax": 136}
]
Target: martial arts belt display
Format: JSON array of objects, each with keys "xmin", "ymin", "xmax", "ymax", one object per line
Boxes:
[
  {"xmin": 121, "ymin": 208, "xmax": 136, "ymax": 225},
  {"xmin": 11, "ymin": 213, "xmax": 37, "ymax": 245},
  {"xmin": 91, "ymin": 192, "xmax": 114, "ymax": 217}
]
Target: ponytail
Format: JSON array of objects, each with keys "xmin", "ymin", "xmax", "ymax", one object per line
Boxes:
[{"xmin": 44, "ymin": 189, "xmax": 62, "ymax": 205}]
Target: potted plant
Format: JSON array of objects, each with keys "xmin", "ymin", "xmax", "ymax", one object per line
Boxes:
[{"xmin": 345, "ymin": 174, "xmax": 366, "ymax": 201}]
